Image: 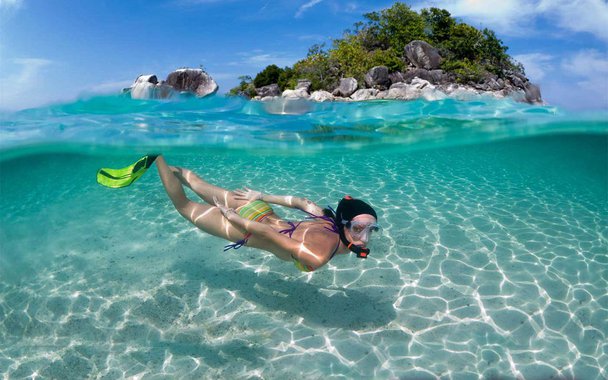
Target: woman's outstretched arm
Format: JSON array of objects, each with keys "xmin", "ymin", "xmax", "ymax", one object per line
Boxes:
[{"xmin": 233, "ymin": 188, "xmax": 324, "ymax": 215}]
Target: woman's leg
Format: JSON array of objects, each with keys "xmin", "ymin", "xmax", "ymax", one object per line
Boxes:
[
  {"xmin": 156, "ymin": 156, "xmax": 247, "ymax": 241},
  {"xmin": 156, "ymin": 156, "xmax": 192, "ymax": 211},
  {"xmin": 169, "ymin": 166, "xmax": 246, "ymax": 209}
]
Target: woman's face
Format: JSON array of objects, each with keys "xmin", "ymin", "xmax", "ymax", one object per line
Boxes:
[{"xmin": 344, "ymin": 214, "xmax": 378, "ymax": 246}]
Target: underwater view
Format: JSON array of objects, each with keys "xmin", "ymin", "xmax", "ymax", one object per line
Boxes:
[{"xmin": 0, "ymin": 95, "xmax": 607, "ymax": 379}]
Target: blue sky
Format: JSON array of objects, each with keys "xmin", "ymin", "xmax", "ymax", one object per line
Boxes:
[{"xmin": 1, "ymin": 0, "xmax": 607, "ymax": 111}]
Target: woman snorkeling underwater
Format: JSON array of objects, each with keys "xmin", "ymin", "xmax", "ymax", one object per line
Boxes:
[{"xmin": 97, "ymin": 154, "xmax": 380, "ymax": 272}]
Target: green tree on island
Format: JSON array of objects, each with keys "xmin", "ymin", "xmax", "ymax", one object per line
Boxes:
[{"xmin": 230, "ymin": 1, "xmax": 523, "ymax": 96}]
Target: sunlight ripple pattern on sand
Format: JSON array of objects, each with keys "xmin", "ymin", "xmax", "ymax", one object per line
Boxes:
[{"xmin": 0, "ymin": 135, "xmax": 606, "ymax": 378}]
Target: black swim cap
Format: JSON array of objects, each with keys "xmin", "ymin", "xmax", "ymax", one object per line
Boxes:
[{"xmin": 335, "ymin": 195, "xmax": 377, "ymax": 226}]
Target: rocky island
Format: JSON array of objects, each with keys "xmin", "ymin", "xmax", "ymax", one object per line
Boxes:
[
  {"xmin": 230, "ymin": 3, "xmax": 542, "ymax": 105},
  {"xmin": 125, "ymin": 3, "xmax": 541, "ymax": 105},
  {"xmin": 245, "ymin": 40, "xmax": 541, "ymax": 105}
]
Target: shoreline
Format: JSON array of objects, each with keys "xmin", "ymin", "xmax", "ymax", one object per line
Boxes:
[
  {"xmin": 126, "ymin": 66, "xmax": 543, "ymax": 106},
  {"xmin": 252, "ymin": 78, "xmax": 538, "ymax": 105}
]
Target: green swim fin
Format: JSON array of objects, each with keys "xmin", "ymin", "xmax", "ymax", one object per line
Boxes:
[{"xmin": 96, "ymin": 154, "xmax": 158, "ymax": 188}]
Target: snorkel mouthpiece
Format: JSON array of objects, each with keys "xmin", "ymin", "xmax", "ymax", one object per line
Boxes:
[
  {"xmin": 336, "ymin": 195, "xmax": 378, "ymax": 259},
  {"xmin": 348, "ymin": 243, "xmax": 370, "ymax": 258}
]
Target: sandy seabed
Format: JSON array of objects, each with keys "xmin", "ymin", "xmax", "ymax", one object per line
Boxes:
[{"xmin": 1, "ymin": 134, "xmax": 606, "ymax": 379}]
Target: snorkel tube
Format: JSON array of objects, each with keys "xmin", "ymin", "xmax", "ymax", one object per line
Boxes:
[
  {"xmin": 335, "ymin": 196, "xmax": 378, "ymax": 259},
  {"xmin": 339, "ymin": 228, "xmax": 370, "ymax": 258}
]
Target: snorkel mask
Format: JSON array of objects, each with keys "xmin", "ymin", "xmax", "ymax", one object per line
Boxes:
[
  {"xmin": 335, "ymin": 196, "xmax": 379, "ymax": 258},
  {"xmin": 344, "ymin": 220, "xmax": 380, "ymax": 243}
]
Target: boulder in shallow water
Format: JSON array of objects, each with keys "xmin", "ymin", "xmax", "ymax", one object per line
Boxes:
[
  {"xmin": 130, "ymin": 75, "xmax": 175, "ymax": 99},
  {"xmin": 256, "ymin": 84, "xmax": 280, "ymax": 97},
  {"xmin": 405, "ymin": 40, "xmax": 442, "ymax": 70},
  {"xmin": 440, "ymin": 84, "xmax": 481, "ymax": 101},
  {"xmin": 410, "ymin": 78, "xmax": 432, "ymax": 91},
  {"xmin": 332, "ymin": 77, "xmax": 358, "ymax": 97},
  {"xmin": 310, "ymin": 90, "xmax": 334, "ymax": 102},
  {"xmin": 128, "ymin": 69, "xmax": 217, "ymax": 99},
  {"xmin": 282, "ymin": 88, "xmax": 309, "ymax": 99},
  {"xmin": 384, "ymin": 79, "xmax": 442, "ymax": 101},
  {"xmin": 130, "ymin": 75, "xmax": 157, "ymax": 99},
  {"xmin": 410, "ymin": 78, "xmax": 446, "ymax": 101},
  {"xmin": 389, "ymin": 71, "xmax": 405, "ymax": 85},
  {"xmin": 376, "ymin": 90, "xmax": 389, "ymax": 99},
  {"xmin": 350, "ymin": 88, "xmax": 379, "ymax": 101},
  {"xmin": 164, "ymin": 68, "xmax": 218, "ymax": 97},
  {"xmin": 364, "ymin": 66, "xmax": 390, "ymax": 90},
  {"xmin": 296, "ymin": 79, "xmax": 312, "ymax": 92},
  {"xmin": 403, "ymin": 68, "xmax": 448, "ymax": 85},
  {"xmin": 484, "ymin": 76, "xmax": 504, "ymax": 91},
  {"xmin": 386, "ymin": 83, "xmax": 410, "ymax": 100},
  {"xmin": 524, "ymin": 82, "xmax": 542, "ymax": 104}
]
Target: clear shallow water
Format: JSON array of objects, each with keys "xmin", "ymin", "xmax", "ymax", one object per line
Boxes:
[{"xmin": 0, "ymin": 95, "xmax": 607, "ymax": 379}]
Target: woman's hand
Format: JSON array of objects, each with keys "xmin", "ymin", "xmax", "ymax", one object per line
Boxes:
[
  {"xmin": 213, "ymin": 196, "xmax": 236, "ymax": 219},
  {"xmin": 233, "ymin": 187, "xmax": 263, "ymax": 202}
]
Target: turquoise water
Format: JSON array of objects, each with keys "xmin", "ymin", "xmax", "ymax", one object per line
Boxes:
[{"xmin": 0, "ymin": 95, "xmax": 607, "ymax": 379}]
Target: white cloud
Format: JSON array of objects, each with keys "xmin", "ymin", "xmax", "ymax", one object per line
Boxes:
[
  {"xmin": 419, "ymin": 0, "xmax": 537, "ymax": 34},
  {"xmin": 512, "ymin": 49, "xmax": 608, "ymax": 86},
  {"xmin": 10, "ymin": 58, "xmax": 52, "ymax": 87},
  {"xmin": 419, "ymin": 0, "xmax": 608, "ymax": 41},
  {"xmin": 0, "ymin": 0, "xmax": 23, "ymax": 9},
  {"xmin": 561, "ymin": 49, "xmax": 608, "ymax": 78},
  {"xmin": 561, "ymin": 49, "xmax": 608, "ymax": 103},
  {"xmin": 298, "ymin": 34, "xmax": 327, "ymax": 41},
  {"xmin": 345, "ymin": 2, "xmax": 360, "ymax": 13},
  {"xmin": 224, "ymin": 51, "xmax": 299, "ymax": 70},
  {"xmin": 209, "ymin": 72, "xmax": 242, "ymax": 80},
  {"xmin": 248, "ymin": 54, "xmax": 274, "ymax": 64},
  {"xmin": 538, "ymin": 0, "xmax": 608, "ymax": 42},
  {"xmin": 513, "ymin": 53, "xmax": 554, "ymax": 81},
  {"xmin": 295, "ymin": 0, "xmax": 324, "ymax": 18},
  {"xmin": 501, "ymin": 50, "xmax": 608, "ymax": 109},
  {"xmin": 0, "ymin": 57, "xmax": 54, "ymax": 110},
  {"xmin": 244, "ymin": 53, "xmax": 298, "ymax": 68},
  {"xmin": 534, "ymin": 49, "xmax": 608, "ymax": 110}
]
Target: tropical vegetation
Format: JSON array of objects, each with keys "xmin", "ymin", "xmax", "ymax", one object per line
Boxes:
[{"xmin": 229, "ymin": 2, "xmax": 523, "ymax": 96}]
